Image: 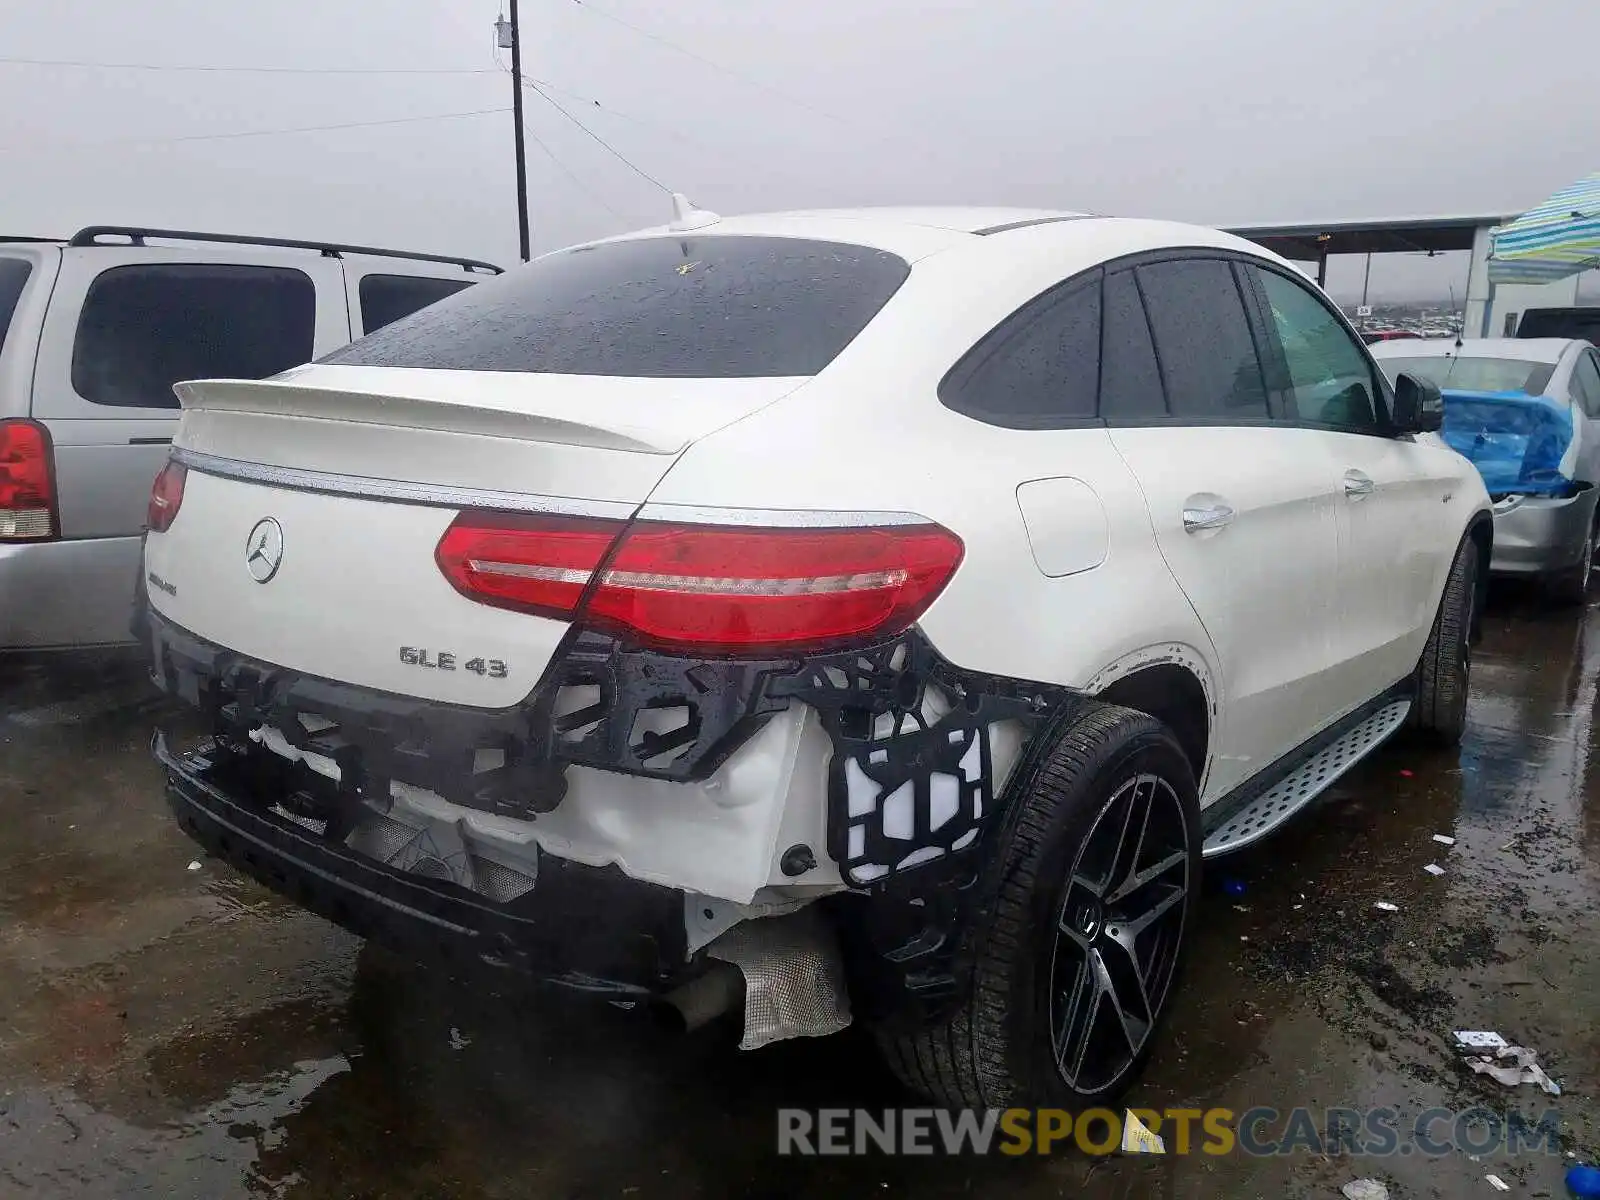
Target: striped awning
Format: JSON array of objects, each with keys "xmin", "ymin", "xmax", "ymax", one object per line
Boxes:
[{"xmin": 1488, "ymin": 171, "xmax": 1600, "ymax": 284}]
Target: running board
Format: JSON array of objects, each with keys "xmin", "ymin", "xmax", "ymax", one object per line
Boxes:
[{"xmin": 1202, "ymin": 699, "xmax": 1412, "ymax": 858}]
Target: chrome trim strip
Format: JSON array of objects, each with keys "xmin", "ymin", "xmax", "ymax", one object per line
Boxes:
[
  {"xmin": 634, "ymin": 501, "xmax": 932, "ymax": 528},
  {"xmin": 172, "ymin": 448, "xmax": 935, "ymax": 528},
  {"xmin": 171, "ymin": 447, "xmax": 637, "ymax": 519}
]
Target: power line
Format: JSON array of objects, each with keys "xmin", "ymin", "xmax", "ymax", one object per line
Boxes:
[
  {"xmin": 521, "ymin": 121, "xmax": 631, "ymax": 221},
  {"xmin": 0, "ymin": 55, "xmax": 500, "ymax": 75},
  {"xmin": 567, "ymin": 0, "xmax": 851, "ymax": 127},
  {"xmin": 1, "ymin": 107, "xmax": 510, "ymax": 152},
  {"xmin": 526, "ymin": 82, "xmax": 670, "ymax": 193},
  {"xmin": 148, "ymin": 107, "xmax": 510, "ymax": 144},
  {"xmin": 563, "ymin": 1, "xmax": 967, "ymax": 183},
  {"xmin": 517, "ymin": 74, "xmax": 818, "ymax": 193}
]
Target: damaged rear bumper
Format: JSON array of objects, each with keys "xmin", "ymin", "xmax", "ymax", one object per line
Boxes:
[
  {"xmin": 1488, "ymin": 485, "xmax": 1599, "ymax": 575},
  {"xmin": 157, "ymin": 731, "xmax": 682, "ymax": 995},
  {"xmin": 142, "ymin": 595, "xmax": 1078, "ymax": 1025}
]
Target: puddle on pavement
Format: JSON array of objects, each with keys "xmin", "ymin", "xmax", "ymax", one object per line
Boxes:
[{"xmin": 1, "ymin": 595, "xmax": 1597, "ymax": 1198}]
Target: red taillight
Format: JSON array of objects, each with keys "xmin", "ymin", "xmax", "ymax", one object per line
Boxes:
[
  {"xmin": 147, "ymin": 459, "xmax": 187, "ymax": 533},
  {"xmin": 436, "ymin": 512, "xmax": 965, "ymax": 653},
  {"xmin": 0, "ymin": 418, "xmax": 57, "ymax": 542}
]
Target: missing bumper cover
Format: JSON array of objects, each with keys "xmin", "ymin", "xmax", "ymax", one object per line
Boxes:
[{"xmin": 146, "ymin": 607, "xmax": 1077, "ymax": 889}]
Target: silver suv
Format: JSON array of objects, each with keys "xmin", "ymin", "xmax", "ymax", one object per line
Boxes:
[{"xmin": 0, "ymin": 226, "xmax": 500, "ymax": 650}]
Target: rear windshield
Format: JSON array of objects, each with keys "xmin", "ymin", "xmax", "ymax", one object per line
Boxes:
[
  {"xmin": 1376, "ymin": 355, "xmax": 1557, "ymax": 395},
  {"xmin": 0, "ymin": 258, "xmax": 32, "ymax": 355},
  {"xmin": 320, "ymin": 235, "xmax": 911, "ymax": 378}
]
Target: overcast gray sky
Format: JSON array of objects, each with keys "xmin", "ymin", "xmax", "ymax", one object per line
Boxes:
[{"xmin": 3, "ymin": 0, "xmax": 1599, "ymax": 300}]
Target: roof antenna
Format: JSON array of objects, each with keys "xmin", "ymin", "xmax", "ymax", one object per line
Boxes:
[
  {"xmin": 669, "ymin": 192, "xmax": 720, "ymax": 232},
  {"xmin": 1448, "ymin": 283, "xmax": 1463, "ymax": 350}
]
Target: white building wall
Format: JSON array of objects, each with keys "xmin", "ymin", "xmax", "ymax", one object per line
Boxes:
[{"xmin": 1464, "ymin": 224, "xmax": 1581, "ymax": 337}]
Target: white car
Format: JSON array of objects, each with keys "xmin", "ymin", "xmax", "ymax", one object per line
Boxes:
[
  {"xmin": 139, "ymin": 204, "xmax": 1491, "ymax": 1108},
  {"xmin": 1370, "ymin": 336, "xmax": 1600, "ymax": 602}
]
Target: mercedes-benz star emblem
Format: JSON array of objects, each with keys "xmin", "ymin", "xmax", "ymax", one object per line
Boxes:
[{"xmin": 245, "ymin": 517, "xmax": 285, "ymax": 584}]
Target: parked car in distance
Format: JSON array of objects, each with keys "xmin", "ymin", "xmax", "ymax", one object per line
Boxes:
[
  {"xmin": 0, "ymin": 226, "xmax": 501, "ymax": 651},
  {"xmin": 1361, "ymin": 329, "xmax": 1421, "ymax": 344},
  {"xmin": 141, "ymin": 205, "xmax": 1490, "ymax": 1110},
  {"xmin": 1371, "ymin": 337, "xmax": 1600, "ymax": 602},
  {"xmin": 1516, "ymin": 306, "xmax": 1600, "ymax": 344}
]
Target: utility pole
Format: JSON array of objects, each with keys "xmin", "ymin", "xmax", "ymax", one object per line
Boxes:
[
  {"xmin": 1360, "ymin": 252, "xmax": 1373, "ymax": 329},
  {"xmin": 496, "ymin": 3, "xmax": 531, "ymax": 261}
]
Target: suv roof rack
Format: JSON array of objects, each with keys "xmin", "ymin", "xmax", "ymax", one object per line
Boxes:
[{"xmin": 66, "ymin": 226, "xmax": 503, "ymax": 274}]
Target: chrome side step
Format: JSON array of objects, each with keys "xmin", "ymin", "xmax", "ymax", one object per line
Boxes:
[{"xmin": 1202, "ymin": 699, "xmax": 1412, "ymax": 858}]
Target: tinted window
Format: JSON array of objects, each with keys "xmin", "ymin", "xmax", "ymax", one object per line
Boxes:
[
  {"xmin": 1136, "ymin": 259, "xmax": 1268, "ymax": 420},
  {"xmin": 1517, "ymin": 308, "xmax": 1600, "ymax": 342},
  {"xmin": 323, "ymin": 236, "xmax": 910, "ymax": 378},
  {"xmin": 1573, "ymin": 352, "xmax": 1600, "ymax": 418},
  {"xmin": 1376, "ymin": 355, "xmax": 1556, "ymax": 395},
  {"xmin": 359, "ymin": 273, "xmax": 473, "ymax": 334},
  {"xmin": 72, "ymin": 264, "xmax": 315, "ymax": 409},
  {"xmin": 0, "ymin": 258, "xmax": 31, "ymax": 355},
  {"xmin": 940, "ymin": 272, "xmax": 1100, "ymax": 426},
  {"xmin": 1099, "ymin": 268, "xmax": 1165, "ymax": 418},
  {"xmin": 1254, "ymin": 267, "xmax": 1380, "ymax": 430}
]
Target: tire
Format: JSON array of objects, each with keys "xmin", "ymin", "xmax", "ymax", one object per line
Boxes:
[
  {"xmin": 1409, "ymin": 534, "xmax": 1478, "ymax": 745},
  {"xmin": 1545, "ymin": 515, "xmax": 1598, "ymax": 607},
  {"xmin": 877, "ymin": 701, "xmax": 1201, "ymax": 1109}
]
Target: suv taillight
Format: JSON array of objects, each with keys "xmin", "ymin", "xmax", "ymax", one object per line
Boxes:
[
  {"xmin": 147, "ymin": 459, "xmax": 187, "ymax": 533},
  {"xmin": 435, "ymin": 512, "xmax": 965, "ymax": 653},
  {"xmin": 0, "ymin": 418, "xmax": 57, "ymax": 542}
]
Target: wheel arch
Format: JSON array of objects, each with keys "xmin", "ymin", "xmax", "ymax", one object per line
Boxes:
[
  {"xmin": 1088, "ymin": 654, "xmax": 1213, "ymax": 793},
  {"xmin": 1466, "ymin": 510, "xmax": 1493, "ymax": 643}
]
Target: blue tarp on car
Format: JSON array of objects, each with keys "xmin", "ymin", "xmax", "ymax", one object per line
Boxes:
[{"xmin": 1440, "ymin": 388, "xmax": 1574, "ymax": 496}]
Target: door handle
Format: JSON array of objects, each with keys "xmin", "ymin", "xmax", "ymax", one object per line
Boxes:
[
  {"xmin": 1182, "ymin": 503, "xmax": 1235, "ymax": 533},
  {"xmin": 1343, "ymin": 470, "xmax": 1376, "ymax": 499}
]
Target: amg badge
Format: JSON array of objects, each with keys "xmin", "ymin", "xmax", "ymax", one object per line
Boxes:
[{"xmin": 399, "ymin": 647, "xmax": 508, "ymax": 678}]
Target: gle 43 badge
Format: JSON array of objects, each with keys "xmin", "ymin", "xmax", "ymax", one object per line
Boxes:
[{"xmin": 399, "ymin": 647, "xmax": 508, "ymax": 678}]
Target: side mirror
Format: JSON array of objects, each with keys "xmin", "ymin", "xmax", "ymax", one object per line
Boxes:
[{"xmin": 1392, "ymin": 371, "xmax": 1444, "ymax": 434}]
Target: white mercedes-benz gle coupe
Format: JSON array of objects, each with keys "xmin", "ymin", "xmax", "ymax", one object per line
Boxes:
[{"xmin": 137, "ymin": 203, "xmax": 1490, "ymax": 1107}]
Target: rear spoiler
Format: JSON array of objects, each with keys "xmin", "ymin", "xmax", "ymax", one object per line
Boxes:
[{"xmin": 172, "ymin": 374, "xmax": 677, "ymax": 456}]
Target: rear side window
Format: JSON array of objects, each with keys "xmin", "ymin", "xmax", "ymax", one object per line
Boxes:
[
  {"xmin": 0, "ymin": 258, "xmax": 31, "ymax": 356},
  {"xmin": 1099, "ymin": 268, "xmax": 1166, "ymax": 418},
  {"xmin": 323, "ymin": 236, "xmax": 910, "ymax": 378},
  {"xmin": 72, "ymin": 263, "xmax": 315, "ymax": 409},
  {"xmin": 359, "ymin": 273, "xmax": 472, "ymax": 334},
  {"xmin": 1136, "ymin": 259, "xmax": 1269, "ymax": 420},
  {"xmin": 939, "ymin": 272, "xmax": 1101, "ymax": 426}
]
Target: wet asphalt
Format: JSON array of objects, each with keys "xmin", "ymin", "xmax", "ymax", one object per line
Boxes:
[{"xmin": 1, "ymin": 587, "xmax": 1597, "ymax": 1199}]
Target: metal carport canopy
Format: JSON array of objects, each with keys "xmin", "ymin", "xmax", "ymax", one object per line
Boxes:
[{"xmin": 1224, "ymin": 214, "xmax": 1510, "ymax": 260}]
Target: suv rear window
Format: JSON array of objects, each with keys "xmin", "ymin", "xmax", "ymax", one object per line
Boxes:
[
  {"xmin": 72, "ymin": 263, "xmax": 316, "ymax": 409},
  {"xmin": 1517, "ymin": 308, "xmax": 1600, "ymax": 342},
  {"xmin": 322, "ymin": 236, "xmax": 911, "ymax": 378},
  {"xmin": 1377, "ymin": 355, "xmax": 1556, "ymax": 395},
  {"xmin": 0, "ymin": 258, "xmax": 31, "ymax": 356},
  {"xmin": 359, "ymin": 273, "xmax": 472, "ymax": 334}
]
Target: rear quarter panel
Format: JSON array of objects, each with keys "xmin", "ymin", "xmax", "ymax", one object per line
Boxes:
[{"xmin": 641, "ymin": 224, "xmax": 1223, "ymax": 705}]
